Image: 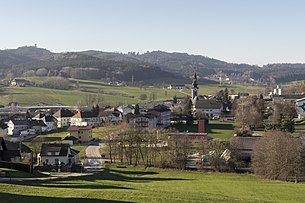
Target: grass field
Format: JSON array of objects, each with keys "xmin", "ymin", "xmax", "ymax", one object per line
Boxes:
[
  {"xmin": 0, "ymin": 77, "xmax": 264, "ymax": 106},
  {"xmin": 175, "ymin": 120, "xmax": 236, "ymax": 141},
  {"xmin": 182, "ymin": 83, "xmax": 264, "ymax": 96},
  {"xmin": 0, "ymin": 166, "xmax": 305, "ymax": 202},
  {"xmin": 0, "ymin": 168, "xmax": 46, "ymax": 178},
  {"xmin": 0, "ymin": 77, "xmax": 187, "ymax": 106}
]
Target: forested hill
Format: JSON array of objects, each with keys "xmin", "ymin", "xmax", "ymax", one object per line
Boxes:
[
  {"xmin": 1, "ymin": 46, "xmax": 305, "ymax": 84},
  {"xmin": 82, "ymin": 50, "xmax": 305, "ymax": 84}
]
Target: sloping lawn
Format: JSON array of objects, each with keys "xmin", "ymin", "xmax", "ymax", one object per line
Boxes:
[{"xmin": 0, "ymin": 166, "xmax": 305, "ymax": 202}]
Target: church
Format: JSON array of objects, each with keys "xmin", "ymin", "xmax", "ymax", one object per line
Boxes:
[{"xmin": 191, "ymin": 73, "xmax": 223, "ymax": 120}]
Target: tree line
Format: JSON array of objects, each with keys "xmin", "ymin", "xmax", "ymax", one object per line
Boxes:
[{"xmin": 103, "ymin": 123, "xmax": 227, "ymax": 171}]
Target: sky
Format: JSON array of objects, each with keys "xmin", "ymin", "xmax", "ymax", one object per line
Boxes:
[{"xmin": 1, "ymin": 0, "xmax": 305, "ymax": 66}]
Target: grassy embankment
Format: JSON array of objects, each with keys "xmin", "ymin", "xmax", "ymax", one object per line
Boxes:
[{"xmin": 0, "ymin": 165, "xmax": 305, "ymax": 202}]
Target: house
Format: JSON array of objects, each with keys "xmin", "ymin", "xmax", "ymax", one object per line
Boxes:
[
  {"xmin": 229, "ymin": 136, "xmax": 261, "ymax": 166},
  {"xmin": 67, "ymin": 125, "xmax": 93, "ymax": 143},
  {"xmin": 62, "ymin": 136, "xmax": 78, "ymax": 145},
  {"xmin": 53, "ymin": 109, "xmax": 75, "ymax": 128},
  {"xmin": 7, "ymin": 119, "xmax": 29, "ymax": 136},
  {"xmin": 5, "ymin": 140, "xmax": 32, "ymax": 162},
  {"xmin": 100, "ymin": 110, "xmax": 123, "ymax": 124},
  {"xmin": 193, "ymin": 99, "xmax": 223, "ymax": 119},
  {"xmin": 33, "ymin": 113, "xmax": 57, "ymax": 132},
  {"xmin": 296, "ymin": 98, "xmax": 305, "ymax": 119},
  {"xmin": 138, "ymin": 103, "xmax": 154, "ymax": 115},
  {"xmin": 0, "ymin": 138, "xmax": 22, "ymax": 162},
  {"xmin": 147, "ymin": 104, "xmax": 171, "ymax": 128},
  {"xmin": 0, "ymin": 121, "xmax": 8, "ymax": 137},
  {"xmin": 29, "ymin": 119, "xmax": 48, "ymax": 134},
  {"xmin": 10, "ymin": 79, "xmax": 31, "ymax": 87},
  {"xmin": 167, "ymin": 84, "xmax": 186, "ymax": 90},
  {"xmin": 70, "ymin": 111, "xmax": 100, "ymax": 127},
  {"xmin": 127, "ymin": 114, "xmax": 157, "ymax": 128},
  {"xmin": 38, "ymin": 143, "xmax": 79, "ymax": 165},
  {"xmin": 117, "ymin": 105, "xmax": 135, "ymax": 116}
]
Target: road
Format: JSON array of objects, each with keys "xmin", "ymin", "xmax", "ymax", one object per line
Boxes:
[{"xmin": 84, "ymin": 142, "xmax": 105, "ymax": 172}]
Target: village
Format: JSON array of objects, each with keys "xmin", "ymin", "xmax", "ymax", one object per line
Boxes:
[{"xmin": 1, "ymin": 73, "xmax": 305, "ymax": 176}]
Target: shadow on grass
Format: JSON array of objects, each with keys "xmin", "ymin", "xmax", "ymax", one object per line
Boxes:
[
  {"xmin": 99, "ymin": 168, "xmax": 189, "ymax": 182},
  {"xmin": 7, "ymin": 179, "xmax": 133, "ymax": 190},
  {"xmin": 0, "ymin": 192, "xmax": 132, "ymax": 203},
  {"xmin": 110, "ymin": 169, "xmax": 159, "ymax": 176}
]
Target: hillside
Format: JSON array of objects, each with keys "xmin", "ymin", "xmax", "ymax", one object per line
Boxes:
[
  {"xmin": 1, "ymin": 46, "xmax": 305, "ymax": 84},
  {"xmin": 1, "ymin": 166, "xmax": 305, "ymax": 202},
  {"xmin": 0, "ymin": 46, "xmax": 187, "ymax": 85}
]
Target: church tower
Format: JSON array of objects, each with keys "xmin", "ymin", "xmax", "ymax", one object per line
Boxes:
[{"xmin": 191, "ymin": 72, "xmax": 199, "ymax": 100}]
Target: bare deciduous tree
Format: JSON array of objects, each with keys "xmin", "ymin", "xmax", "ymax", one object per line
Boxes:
[{"xmin": 252, "ymin": 131, "xmax": 305, "ymax": 182}]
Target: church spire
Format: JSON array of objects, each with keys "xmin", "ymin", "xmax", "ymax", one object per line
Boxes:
[{"xmin": 192, "ymin": 72, "xmax": 198, "ymax": 89}]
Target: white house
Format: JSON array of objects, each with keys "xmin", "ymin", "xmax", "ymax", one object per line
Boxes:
[
  {"xmin": 147, "ymin": 104, "xmax": 171, "ymax": 128},
  {"xmin": 7, "ymin": 120, "xmax": 29, "ymax": 136},
  {"xmin": 193, "ymin": 99, "xmax": 223, "ymax": 119},
  {"xmin": 128, "ymin": 114, "xmax": 157, "ymax": 128},
  {"xmin": 70, "ymin": 111, "xmax": 100, "ymax": 127},
  {"xmin": 53, "ymin": 109, "xmax": 75, "ymax": 128},
  {"xmin": 167, "ymin": 84, "xmax": 186, "ymax": 90},
  {"xmin": 117, "ymin": 105, "xmax": 135, "ymax": 116},
  {"xmin": 38, "ymin": 143, "xmax": 79, "ymax": 165},
  {"xmin": 100, "ymin": 110, "xmax": 123, "ymax": 124}
]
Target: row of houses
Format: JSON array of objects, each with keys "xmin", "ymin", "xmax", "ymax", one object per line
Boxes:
[{"xmin": 3, "ymin": 103, "xmax": 174, "ymax": 137}]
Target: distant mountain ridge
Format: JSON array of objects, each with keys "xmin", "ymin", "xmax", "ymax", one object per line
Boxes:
[{"xmin": 1, "ymin": 46, "xmax": 305, "ymax": 84}]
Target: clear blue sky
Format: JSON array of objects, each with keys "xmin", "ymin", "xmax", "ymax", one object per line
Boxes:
[{"xmin": 1, "ymin": 0, "xmax": 305, "ymax": 65}]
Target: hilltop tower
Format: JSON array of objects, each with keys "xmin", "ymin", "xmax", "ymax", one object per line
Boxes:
[{"xmin": 191, "ymin": 72, "xmax": 199, "ymax": 100}]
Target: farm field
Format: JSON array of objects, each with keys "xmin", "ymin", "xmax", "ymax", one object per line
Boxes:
[{"xmin": 0, "ymin": 166, "xmax": 305, "ymax": 202}]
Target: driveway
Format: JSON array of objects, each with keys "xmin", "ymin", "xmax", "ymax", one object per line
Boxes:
[{"xmin": 85, "ymin": 143, "xmax": 105, "ymax": 172}]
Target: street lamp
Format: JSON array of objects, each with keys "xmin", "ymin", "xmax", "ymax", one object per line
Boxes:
[{"xmin": 81, "ymin": 162, "xmax": 83, "ymax": 174}]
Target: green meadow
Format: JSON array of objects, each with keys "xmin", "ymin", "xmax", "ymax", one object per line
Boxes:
[
  {"xmin": 0, "ymin": 77, "xmax": 263, "ymax": 106},
  {"xmin": 0, "ymin": 166, "xmax": 305, "ymax": 202}
]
